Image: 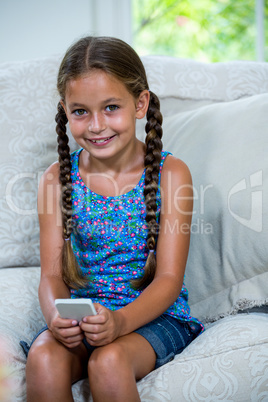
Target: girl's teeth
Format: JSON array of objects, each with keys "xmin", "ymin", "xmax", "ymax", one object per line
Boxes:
[{"xmin": 92, "ymin": 137, "xmax": 110, "ymax": 143}]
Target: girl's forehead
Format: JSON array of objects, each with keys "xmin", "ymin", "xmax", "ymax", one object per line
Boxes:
[
  {"xmin": 66, "ymin": 70, "xmax": 125, "ymax": 93},
  {"xmin": 64, "ymin": 70, "xmax": 136, "ymax": 103}
]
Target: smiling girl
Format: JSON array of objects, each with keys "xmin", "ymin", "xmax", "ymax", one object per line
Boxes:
[{"xmin": 24, "ymin": 36, "xmax": 203, "ymax": 402}]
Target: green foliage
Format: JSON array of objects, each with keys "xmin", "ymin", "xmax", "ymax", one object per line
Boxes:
[{"xmin": 133, "ymin": 0, "xmax": 267, "ymax": 61}]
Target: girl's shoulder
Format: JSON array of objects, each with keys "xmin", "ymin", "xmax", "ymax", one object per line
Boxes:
[
  {"xmin": 161, "ymin": 152, "xmax": 192, "ymax": 187},
  {"xmin": 40, "ymin": 149, "xmax": 81, "ymax": 186},
  {"xmin": 40, "ymin": 161, "xmax": 60, "ymax": 186}
]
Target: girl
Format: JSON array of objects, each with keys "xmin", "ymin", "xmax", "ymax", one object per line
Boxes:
[{"xmin": 25, "ymin": 36, "xmax": 203, "ymax": 401}]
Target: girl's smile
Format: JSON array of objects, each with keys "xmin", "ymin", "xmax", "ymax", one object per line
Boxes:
[{"xmin": 88, "ymin": 134, "xmax": 117, "ymax": 146}]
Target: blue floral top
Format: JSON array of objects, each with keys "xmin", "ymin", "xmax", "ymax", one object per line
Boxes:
[{"xmin": 70, "ymin": 148, "xmax": 203, "ymax": 331}]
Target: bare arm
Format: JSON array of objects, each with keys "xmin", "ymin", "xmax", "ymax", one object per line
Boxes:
[{"xmin": 38, "ymin": 163, "xmax": 84, "ymax": 348}]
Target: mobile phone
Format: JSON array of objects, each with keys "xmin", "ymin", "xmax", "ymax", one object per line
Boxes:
[{"xmin": 55, "ymin": 298, "xmax": 97, "ymax": 321}]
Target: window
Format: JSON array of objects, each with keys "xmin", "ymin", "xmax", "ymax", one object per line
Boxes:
[{"xmin": 132, "ymin": 0, "xmax": 267, "ymax": 62}]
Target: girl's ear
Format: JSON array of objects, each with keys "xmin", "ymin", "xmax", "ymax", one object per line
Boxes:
[
  {"xmin": 60, "ymin": 99, "xmax": 67, "ymax": 115},
  {"xmin": 135, "ymin": 90, "xmax": 150, "ymax": 119}
]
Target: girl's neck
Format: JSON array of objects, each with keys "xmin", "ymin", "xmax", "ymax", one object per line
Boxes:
[{"xmin": 78, "ymin": 140, "xmax": 146, "ymax": 197}]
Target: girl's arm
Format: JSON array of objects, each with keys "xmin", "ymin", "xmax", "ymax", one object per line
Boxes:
[
  {"xmin": 81, "ymin": 155, "xmax": 193, "ymax": 345},
  {"xmin": 38, "ymin": 163, "xmax": 84, "ymax": 348}
]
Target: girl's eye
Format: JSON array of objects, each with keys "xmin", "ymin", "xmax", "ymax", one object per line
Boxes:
[
  {"xmin": 106, "ymin": 105, "xmax": 118, "ymax": 112},
  {"xmin": 74, "ymin": 109, "xmax": 86, "ymax": 116}
]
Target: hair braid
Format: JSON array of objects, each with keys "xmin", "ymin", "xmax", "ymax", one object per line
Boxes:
[
  {"xmin": 131, "ymin": 91, "xmax": 163, "ymax": 290},
  {"xmin": 56, "ymin": 103, "xmax": 72, "ymax": 238},
  {"xmin": 55, "ymin": 102, "xmax": 86, "ymax": 289}
]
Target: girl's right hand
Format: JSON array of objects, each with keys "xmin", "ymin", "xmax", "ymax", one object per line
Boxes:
[{"xmin": 49, "ymin": 312, "xmax": 85, "ymax": 349}]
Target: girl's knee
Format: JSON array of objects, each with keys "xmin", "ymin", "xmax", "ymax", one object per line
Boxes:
[
  {"xmin": 88, "ymin": 343, "xmax": 127, "ymax": 377},
  {"xmin": 26, "ymin": 338, "xmax": 57, "ymax": 395},
  {"xmin": 26, "ymin": 337, "xmax": 77, "ymax": 401},
  {"xmin": 27, "ymin": 332, "xmax": 71, "ymax": 377},
  {"xmin": 27, "ymin": 338, "xmax": 55, "ymax": 374},
  {"xmin": 88, "ymin": 343, "xmax": 140, "ymax": 400}
]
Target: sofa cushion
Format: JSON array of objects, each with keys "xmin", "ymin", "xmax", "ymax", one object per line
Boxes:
[
  {"xmin": 135, "ymin": 314, "xmax": 268, "ymax": 402},
  {"xmin": 155, "ymin": 93, "xmax": 268, "ymax": 323}
]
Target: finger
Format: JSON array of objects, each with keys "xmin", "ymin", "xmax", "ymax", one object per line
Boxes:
[
  {"xmin": 56, "ymin": 331, "xmax": 84, "ymax": 346},
  {"xmin": 82, "ymin": 313, "xmax": 106, "ymax": 325},
  {"xmin": 94, "ymin": 303, "xmax": 103, "ymax": 313},
  {"xmin": 51, "ymin": 323, "xmax": 82, "ymax": 342},
  {"xmin": 55, "ymin": 317, "xmax": 79, "ymax": 328},
  {"xmin": 85, "ymin": 333, "xmax": 110, "ymax": 347},
  {"xmin": 80, "ymin": 320, "xmax": 107, "ymax": 335},
  {"xmin": 58, "ymin": 325, "xmax": 83, "ymax": 339},
  {"xmin": 62, "ymin": 333, "xmax": 84, "ymax": 344}
]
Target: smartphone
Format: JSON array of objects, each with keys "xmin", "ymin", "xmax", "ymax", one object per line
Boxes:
[{"xmin": 55, "ymin": 298, "xmax": 97, "ymax": 321}]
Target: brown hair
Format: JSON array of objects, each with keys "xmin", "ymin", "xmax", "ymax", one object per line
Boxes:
[{"xmin": 55, "ymin": 36, "xmax": 163, "ymax": 290}]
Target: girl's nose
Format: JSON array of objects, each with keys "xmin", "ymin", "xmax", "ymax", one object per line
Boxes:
[{"xmin": 88, "ymin": 113, "xmax": 106, "ymax": 134}]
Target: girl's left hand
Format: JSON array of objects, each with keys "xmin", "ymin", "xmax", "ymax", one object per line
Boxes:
[{"xmin": 80, "ymin": 303, "xmax": 120, "ymax": 346}]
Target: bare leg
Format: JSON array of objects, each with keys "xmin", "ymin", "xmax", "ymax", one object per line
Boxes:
[
  {"xmin": 88, "ymin": 333, "xmax": 156, "ymax": 402},
  {"xmin": 26, "ymin": 330, "xmax": 88, "ymax": 402}
]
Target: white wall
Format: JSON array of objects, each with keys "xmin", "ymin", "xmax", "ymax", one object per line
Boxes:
[{"xmin": 0, "ymin": 0, "xmax": 132, "ymax": 63}]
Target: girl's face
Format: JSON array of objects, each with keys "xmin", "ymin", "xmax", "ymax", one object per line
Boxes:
[{"xmin": 62, "ymin": 70, "xmax": 149, "ymax": 163}]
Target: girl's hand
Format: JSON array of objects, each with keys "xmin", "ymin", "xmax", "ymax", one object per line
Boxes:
[
  {"xmin": 80, "ymin": 304, "xmax": 120, "ymax": 346},
  {"xmin": 49, "ymin": 312, "xmax": 85, "ymax": 349}
]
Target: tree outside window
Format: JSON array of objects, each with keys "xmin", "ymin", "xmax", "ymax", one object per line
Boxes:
[{"xmin": 132, "ymin": 0, "xmax": 267, "ymax": 62}]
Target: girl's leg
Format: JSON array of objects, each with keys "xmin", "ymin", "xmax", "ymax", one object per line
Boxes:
[
  {"xmin": 87, "ymin": 332, "xmax": 156, "ymax": 402},
  {"xmin": 26, "ymin": 330, "xmax": 88, "ymax": 402}
]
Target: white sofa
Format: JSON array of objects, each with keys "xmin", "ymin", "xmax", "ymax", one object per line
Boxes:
[{"xmin": 0, "ymin": 53, "xmax": 268, "ymax": 401}]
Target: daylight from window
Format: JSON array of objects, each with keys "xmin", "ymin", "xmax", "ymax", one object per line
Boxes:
[{"xmin": 132, "ymin": 0, "xmax": 267, "ymax": 62}]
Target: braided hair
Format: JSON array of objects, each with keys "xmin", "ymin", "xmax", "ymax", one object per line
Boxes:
[
  {"xmin": 55, "ymin": 103, "xmax": 87, "ymax": 289},
  {"xmin": 131, "ymin": 91, "xmax": 163, "ymax": 289},
  {"xmin": 55, "ymin": 36, "xmax": 163, "ymax": 290}
]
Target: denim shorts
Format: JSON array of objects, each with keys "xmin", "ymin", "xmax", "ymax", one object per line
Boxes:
[
  {"xmin": 134, "ymin": 314, "xmax": 201, "ymax": 369},
  {"xmin": 20, "ymin": 314, "xmax": 201, "ymax": 370}
]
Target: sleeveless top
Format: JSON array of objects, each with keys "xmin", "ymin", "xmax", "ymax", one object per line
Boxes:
[{"xmin": 70, "ymin": 148, "xmax": 203, "ymax": 331}]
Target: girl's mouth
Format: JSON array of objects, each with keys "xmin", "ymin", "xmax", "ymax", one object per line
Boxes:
[{"xmin": 89, "ymin": 135, "xmax": 116, "ymax": 145}]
